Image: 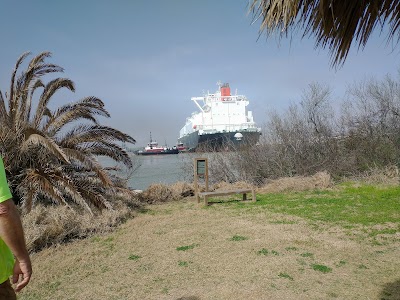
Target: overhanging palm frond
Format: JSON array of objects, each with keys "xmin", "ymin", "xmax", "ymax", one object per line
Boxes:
[{"xmin": 249, "ymin": 0, "xmax": 400, "ymax": 65}]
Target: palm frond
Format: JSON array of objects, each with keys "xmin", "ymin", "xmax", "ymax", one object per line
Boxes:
[
  {"xmin": 33, "ymin": 78, "xmax": 75, "ymax": 128},
  {"xmin": 27, "ymin": 51, "xmax": 52, "ymax": 70},
  {"xmin": 21, "ymin": 128, "xmax": 70, "ymax": 163},
  {"xmin": 61, "ymin": 148, "xmax": 114, "ymax": 186},
  {"xmin": 0, "ymin": 91, "xmax": 9, "ymax": 123},
  {"xmin": 249, "ymin": 0, "xmax": 400, "ymax": 65},
  {"xmin": 24, "ymin": 79, "xmax": 44, "ymax": 122},
  {"xmin": 20, "ymin": 169, "xmax": 69, "ymax": 209},
  {"xmin": 8, "ymin": 52, "xmax": 31, "ymax": 123},
  {"xmin": 78, "ymin": 188, "xmax": 113, "ymax": 210},
  {"xmin": 44, "ymin": 97, "xmax": 111, "ymax": 135},
  {"xmin": 61, "ymin": 125, "xmax": 135, "ymax": 146},
  {"xmin": 79, "ymin": 141, "xmax": 132, "ymax": 167}
]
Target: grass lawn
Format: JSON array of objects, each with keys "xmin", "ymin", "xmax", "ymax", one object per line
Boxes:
[{"xmin": 19, "ymin": 182, "xmax": 400, "ymax": 300}]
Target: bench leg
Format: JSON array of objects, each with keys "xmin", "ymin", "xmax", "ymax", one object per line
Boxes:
[
  {"xmin": 252, "ymin": 189, "xmax": 256, "ymax": 202},
  {"xmin": 243, "ymin": 193, "xmax": 247, "ymax": 201},
  {"xmin": 204, "ymin": 195, "xmax": 208, "ymax": 206}
]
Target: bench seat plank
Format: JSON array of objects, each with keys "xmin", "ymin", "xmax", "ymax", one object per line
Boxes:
[{"xmin": 198, "ymin": 189, "xmax": 256, "ymax": 205}]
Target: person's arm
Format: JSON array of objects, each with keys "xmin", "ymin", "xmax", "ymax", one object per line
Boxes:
[{"xmin": 0, "ymin": 198, "xmax": 32, "ymax": 292}]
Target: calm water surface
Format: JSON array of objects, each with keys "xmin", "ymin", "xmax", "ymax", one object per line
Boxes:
[{"xmin": 128, "ymin": 153, "xmax": 191, "ymax": 190}]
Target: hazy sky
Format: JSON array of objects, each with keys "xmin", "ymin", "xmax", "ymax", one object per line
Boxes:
[{"xmin": 0, "ymin": 1, "xmax": 399, "ymax": 147}]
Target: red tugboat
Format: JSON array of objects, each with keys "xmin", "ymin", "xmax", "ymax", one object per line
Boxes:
[{"xmin": 137, "ymin": 133, "xmax": 179, "ymax": 155}]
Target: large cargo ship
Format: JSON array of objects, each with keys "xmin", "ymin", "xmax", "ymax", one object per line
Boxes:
[{"xmin": 178, "ymin": 82, "xmax": 261, "ymax": 151}]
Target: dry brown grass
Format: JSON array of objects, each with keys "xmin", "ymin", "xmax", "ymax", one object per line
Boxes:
[
  {"xmin": 348, "ymin": 165, "xmax": 400, "ymax": 186},
  {"xmin": 23, "ymin": 197, "xmax": 140, "ymax": 253},
  {"xmin": 257, "ymin": 171, "xmax": 333, "ymax": 193},
  {"xmin": 19, "ymin": 198, "xmax": 400, "ymax": 300},
  {"xmin": 138, "ymin": 182, "xmax": 194, "ymax": 204}
]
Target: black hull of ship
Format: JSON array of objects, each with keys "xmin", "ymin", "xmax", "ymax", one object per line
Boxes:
[
  {"xmin": 178, "ymin": 131, "xmax": 261, "ymax": 151},
  {"xmin": 136, "ymin": 149, "xmax": 179, "ymax": 155}
]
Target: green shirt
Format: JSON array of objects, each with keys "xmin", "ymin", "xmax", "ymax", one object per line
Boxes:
[{"xmin": 0, "ymin": 157, "xmax": 14, "ymax": 284}]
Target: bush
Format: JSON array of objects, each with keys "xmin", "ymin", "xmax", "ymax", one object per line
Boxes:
[{"xmin": 138, "ymin": 182, "xmax": 194, "ymax": 204}]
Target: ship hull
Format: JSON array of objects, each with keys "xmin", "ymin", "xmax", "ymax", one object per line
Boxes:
[
  {"xmin": 178, "ymin": 131, "xmax": 261, "ymax": 151},
  {"xmin": 136, "ymin": 148, "xmax": 179, "ymax": 155}
]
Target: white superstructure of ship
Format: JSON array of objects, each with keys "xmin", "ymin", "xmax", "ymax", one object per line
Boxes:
[{"xmin": 178, "ymin": 82, "xmax": 261, "ymax": 151}]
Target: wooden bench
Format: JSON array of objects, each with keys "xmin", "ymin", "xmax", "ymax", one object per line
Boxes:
[{"xmin": 198, "ymin": 188, "xmax": 256, "ymax": 205}]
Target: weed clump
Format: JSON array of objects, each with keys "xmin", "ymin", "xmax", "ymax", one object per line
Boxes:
[
  {"xmin": 258, "ymin": 171, "xmax": 332, "ymax": 193},
  {"xmin": 138, "ymin": 182, "xmax": 194, "ymax": 204}
]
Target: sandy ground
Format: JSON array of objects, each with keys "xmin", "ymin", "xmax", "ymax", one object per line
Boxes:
[{"xmin": 20, "ymin": 198, "xmax": 400, "ymax": 300}]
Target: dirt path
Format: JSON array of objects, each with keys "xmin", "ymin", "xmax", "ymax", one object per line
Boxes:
[{"xmin": 20, "ymin": 199, "xmax": 400, "ymax": 300}]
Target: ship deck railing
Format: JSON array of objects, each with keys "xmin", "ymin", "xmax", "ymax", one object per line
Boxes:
[{"xmin": 198, "ymin": 127, "xmax": 261, "ymax": 133}]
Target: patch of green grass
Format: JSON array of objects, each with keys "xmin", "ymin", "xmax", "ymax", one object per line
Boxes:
[
  {"xmin": 178, "ymin": 261, "xmax": 191, "ymax": 267},
  {"xmin": 46, "ymin": 281, "xmax": 61, "ymax": 291},
  {"xmin": 229, "ymin": 235, "xmax": 248, "ymax": 241},
  {"xmin": 358, "ymin": 264, "xmax": 368, "ymax": 269},
  {"xmin": 100, "ymin": 265, "xmax": 110, "ymax": 273},
  {"xmin": 91, "ymin": 236, "xmax": 101, "ymax": 242},
  {"xmin": 245, "ymin": 184, "xmax": 400, "ymax": 226},
  {"xmin": 176, "ymin": 243, "xmax": 199, "ymax": 251},
  {"xmin": 92, "ymin": 236, "xmax": 115, "ymax": 254},
  {"xmin": 312, "ymin": 264, "xmax": 332, "ymax": 273},
  {"xmin": 368, "ymin": 228, "xmax": 398, "ymax": 237},
  {"xmin": 327, "ymin": 292, "xmax": 339, "ymax": 298},
  {"xmin": 128, "ymin": 254, "xmax": 141, "ymax": 261},
  {"xmin": 300, "ymin": 252, "xmax": 314, "ymax": 258},
  {"xmin": 257, "ymin": 248, "xmax": 269, "ymax": 255},
  {"xmin": 285, "ymin": 246, "xmax": 298, "ymax": 251},
  {"xmin": 270, "ymin": 220, "xmax": 297, "ymax": 225},
  {"xmin": 335, "ymin": 260, "xmax": 347, "ymax": 267},
  {"xmin": 278, "ymin": 273, "xmax": 294, "ymax": 281},
  {"xmin": 257, "ymin": 248, "xmax": 279, "ymax": 255}
]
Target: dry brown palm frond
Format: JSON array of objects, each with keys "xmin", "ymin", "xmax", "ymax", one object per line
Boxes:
[
  {"xmin": 61, "ymin": 148, "xmax": 113, "ymax": 186},
  {"xmin": 0, "ymin": 91, "xmax": 8, "ymax": 122},
  {"xmin": 44, "ymin": 97, "xmax": 111, "ymax": 134},
  {"xmin": 249, "ymin": 0, "xmax": 400, "ymax": 65},
  {"xmin": 19, "ymin": 169, "xmax": 70, "ymax": 210},
  {"xmin": 33, "ymin": 78, "xmax": 75, "ymax": 128},
  {"xmin": 21, "ymin": 129, "xmax": 70, "ymax": 163},
  {"xmin": 9, "ymin": 52, "xmax": 31, "ymax": 112},
  {"xmin": 61, "ymin": 124, "xmax": 136, "ymax": 146}
]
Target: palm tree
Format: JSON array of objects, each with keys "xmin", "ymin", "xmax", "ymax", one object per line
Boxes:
[
  {"xmin": 249, "ymin": 0, "xmax": 400, "ymax": 65},
  {"xmin": 0, "ymin": 52, "xmax": 136, "ymax": 215}
]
